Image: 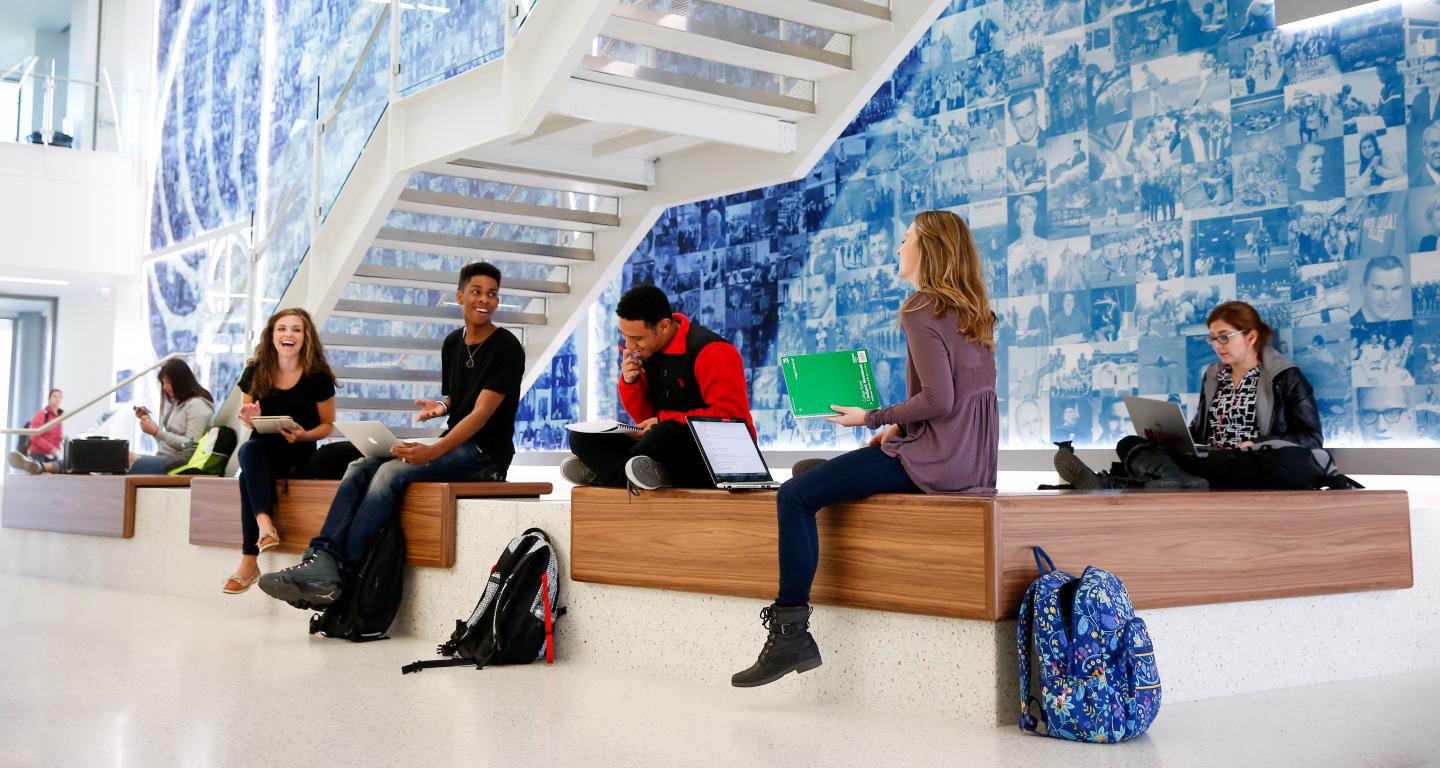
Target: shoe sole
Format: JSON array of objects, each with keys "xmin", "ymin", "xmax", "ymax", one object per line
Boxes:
[
  {"xmin": 258, "ymin": 576, "xmax": 341, "ymax": 608},
  {"xmin": 1054, "ymin": 451, "xmax": 1108, "ymax": 490},
  {"xmin": 731, "ymin": 655, "xmax": 823, "ymax": 688}
]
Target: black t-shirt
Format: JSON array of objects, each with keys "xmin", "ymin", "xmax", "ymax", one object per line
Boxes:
[
  {"xmin": 238, "ymin": 364, "xmax": 337, "ymax": 449},
  {"xmin": 441, "ymin": 326, "xmax": 524, "ymax": 471}
]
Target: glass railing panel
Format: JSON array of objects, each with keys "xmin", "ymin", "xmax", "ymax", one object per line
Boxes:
[
  {"xmin": 399, "ymin": 0, "xmax": 508, "ymax": 96},
  {"xmin": 145, "ymin": 237, "xmax": 252, "ymax": 403},
  {"xmin": 318, "ymin": 8, "xmax": 391, "ymax": 223},
  {"xmin": 253, "ymin": 160, "xmax": 315, "ymax": 327},
  {"xmin": 407, "ymin": 172, "xmax": 620, "ymax": 215},
  {"xmin": 622, "ymin": 0, "xmax": 851, "ymax": 55},
  {"xmin": 589, "ymin": 36, "xmax": 816, "ymax": 103},
  {"xmin": 3, "ymin": 65, "xmax": 141, "ymax": 152}
]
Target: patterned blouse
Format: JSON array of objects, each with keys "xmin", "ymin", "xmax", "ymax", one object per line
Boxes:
[{"xmin": 1208, "ymin": 365, "xmax": 1261, "ymax": 448}]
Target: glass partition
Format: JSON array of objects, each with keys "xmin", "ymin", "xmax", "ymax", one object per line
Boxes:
[
  {"xmin": 399, "ymin": 0, "xmax": 508, "ymax": 96},
  {"xmin": 2, "ymin": 58, "xmax": 142, "ymax": 153}
]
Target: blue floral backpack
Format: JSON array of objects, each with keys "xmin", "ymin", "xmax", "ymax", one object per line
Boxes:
[{"xmin": 1017, "ymin": 547, "xmax": 1162, "ymax": 742}]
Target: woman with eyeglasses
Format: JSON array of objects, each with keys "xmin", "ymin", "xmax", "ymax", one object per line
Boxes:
[{"xmin": 1056, "ymin": 301, "xmax": 1323, "ymax": 490}]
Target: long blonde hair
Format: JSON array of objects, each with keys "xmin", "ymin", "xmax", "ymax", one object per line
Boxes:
[
  {"xmin": 902, "ymin": 210, "xmax": 996, "ymax": 348},
  {"xmin": 246, "ymin": 308, "xmax": 335, "ymax": 398}
]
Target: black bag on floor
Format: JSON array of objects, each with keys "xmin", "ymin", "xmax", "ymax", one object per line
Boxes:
[
  {"xmin": 309, "ymin": 518, "xmax": 406, "ymax": 642},
  {"xmin": 64, "ymin": 436, "xmax": 129, "ymax": 474},
  {"xmin": 401, "ymin": 528, "xmax": 562, "ymax": 674}
]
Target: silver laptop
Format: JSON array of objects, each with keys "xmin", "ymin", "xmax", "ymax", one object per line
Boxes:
[
  {"xmin": 1123, "ymin": 396, "xmax": 1209, "ymax": 457},
  {"xmin": 687, "ymin": 416, "xmax": 782, "ymax": 490},
  {"xmin": 335, "ymin": 421, "xmax": 403, "ymax": 459}
]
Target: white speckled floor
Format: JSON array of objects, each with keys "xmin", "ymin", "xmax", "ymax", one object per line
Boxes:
[{"xmin": 1, "ymin": 575, "xmax": 1436, "ymax": 768}]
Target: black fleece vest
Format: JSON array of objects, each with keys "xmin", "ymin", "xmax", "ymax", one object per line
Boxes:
[{"xmin": 642, "ymin": 321, "xmax": 725, "ymax": 413}]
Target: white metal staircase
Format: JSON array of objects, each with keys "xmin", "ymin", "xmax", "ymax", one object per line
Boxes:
[{"xmin": 269, "ymin": 0, "xmax": 947, "ymax": 435}]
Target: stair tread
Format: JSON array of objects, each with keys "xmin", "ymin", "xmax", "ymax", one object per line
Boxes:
[
  {"xmin": 353, "ymin": 263, "xmax": 570, "ymax": 295},
  {"xmin": 331, "ymin": 299, "xmax": 548, "ymax": 326},
  {"xmin": 374, "ymin": 227, "xmax": 594, "ymax": 264},
  {"xmin": 395, "ymin": 189, "xmax": 621, "ymax": 229}
]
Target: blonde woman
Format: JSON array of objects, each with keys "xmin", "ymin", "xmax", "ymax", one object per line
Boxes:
[
  {"xmin": 732, "ymin": 210, "xmax": 1000, "ymax": 688},
  {"xmin": 223, "ymin": 308, "xmax": 336, "ymax": 594}
]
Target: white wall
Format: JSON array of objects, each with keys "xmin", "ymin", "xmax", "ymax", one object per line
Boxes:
[{"xmin": 1, "ymin": 279, "xmax": 119, "ymax": 433}]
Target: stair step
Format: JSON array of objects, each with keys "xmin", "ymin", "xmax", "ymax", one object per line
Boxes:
[
  {"xmin": 353, "ymin": 264, "xmax": 570, "ymax": 296},
  {"xmin": 374, "ymin": 227, "xmax": 594, "ymax": 266},
  {"xmin": 333, "ymin": 366, "xmax": 443, "ymax": 383},
  {"xmin": 604, "ymin": 4, "xmax": 850, "ymax": 82},
  {"xmin": 394, "ymin": 188, "xmax": 622, "ymax": 232},
  {"xmin": 336, "ymin": 397, "xmax": 428, "ymax": 413},
  {"xmin": 710, "ymin": 0, "xmax": 889, "ymax": 34},
  {"xmin": 332, "ymin": 299, "xmax": 548, "ymax": 327},
  {"xmin": 321, "ymin": 334, "xmax": 445, "ymax": 355},
  {"xmin": 439, "ymin": 158, "xmax": 649, "ymax": 197},
  {"xmin": 577, "ymin": 54, "xmax": 816, "ymax": 118}
]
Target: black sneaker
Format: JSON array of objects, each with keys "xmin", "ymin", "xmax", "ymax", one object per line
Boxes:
[{"xmin": 258, "ymin": 548, "xmax": 343, "ymax": 609}]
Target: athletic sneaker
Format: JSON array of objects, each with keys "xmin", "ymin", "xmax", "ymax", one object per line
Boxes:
[
  {"xmin": 7, "ymin": 451, "xmax": 42, "ymax": 475},
  {"xmin": 559, "ymin": 455, "xmax": 599, "ymax": 486},
  {"xmin": 258, "ymin": 548, "xmax": 343, "ymax": 609},
  {"xmin": 624, "ymin": 456, "xmax": 672, "ymax": 491}
]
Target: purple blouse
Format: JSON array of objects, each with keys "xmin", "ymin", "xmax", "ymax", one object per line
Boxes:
[{"xmin": 864, "ymin": 301, "xmax": 999, "ymax": 494}]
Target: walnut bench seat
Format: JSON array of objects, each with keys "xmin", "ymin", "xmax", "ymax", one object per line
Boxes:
[
  {"xmin": 188, "ymin": 477, "xmax": 552, "ymax": 568},
  {"xmin": 1, "ymin": 474, "xmax": 194, "ymax": 538},
  {"xmin": 569, "ymin": 487, "xmax": 1413, "ymax": 621}
]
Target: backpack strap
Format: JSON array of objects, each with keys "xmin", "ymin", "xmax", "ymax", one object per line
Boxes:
[
  {"xmin": 542, "ymin": 570, "xmax": 555, "ymax": 664},
  {"xmin": 1017, "ymin": 582, "xmax": 1039, "ymax": 733},
  {"xmin": 401, "ymin": 658, "xmax": 475, "ymax": 674},
  {"xmin": 1032, "ymin": 546, "xmax": 1056, "ymax": 575}
]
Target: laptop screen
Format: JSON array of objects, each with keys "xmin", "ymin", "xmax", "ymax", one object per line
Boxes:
[{"xmin": 689, "ymin": 418, "xmax": 772, "ymax": 483}]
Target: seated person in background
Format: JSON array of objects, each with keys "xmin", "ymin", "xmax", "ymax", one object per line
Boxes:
[
  {"xmin": 733, "ymin": 210, "xmax": 999, "ymax": 688},
  {"xmin": 223, "ymin": 308, "xmax": 337, "ymax": 595},
  {"xmin": 1055, "ymin": 301, "xmax": 1324, "ymax": 491},
  {"xmin": 8, "ymin": 389, "xmax": 63, "ymax": 474},
  {"xmin": 129, "ymin": 358, "xmax": 215, "ymax": 474},
  {"xmin": 561, "ymin": 284, "xmax": 754, "ymax": 490},
  {"xmin": 258, "ymin": 261, "xmax": 523, "ymax": 609}
]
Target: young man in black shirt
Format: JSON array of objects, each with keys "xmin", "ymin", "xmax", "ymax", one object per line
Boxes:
[
  {"xmin": 563, "ymin": 284, "xmax": 755, "ymax": 490},
  {"xmin": 259, "ymin": 262, "xmax": 525, "ymax": 607}
]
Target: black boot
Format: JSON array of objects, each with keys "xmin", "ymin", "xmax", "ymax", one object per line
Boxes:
[
  {"xmin": 1052, "ymin": 441, "xmax": 1122, "ymax": 490},
  {"xmin": 1122, "ymin": 444, "xmax": 1209, "ymax": 490},
  {"xmin": 731, "ymin": 604, "xmax": 822, "ymax": 688}
]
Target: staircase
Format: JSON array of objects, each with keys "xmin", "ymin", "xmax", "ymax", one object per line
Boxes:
[{"xmin": 266, "ymin": 0, "xmax": 946, "ymax": 435}]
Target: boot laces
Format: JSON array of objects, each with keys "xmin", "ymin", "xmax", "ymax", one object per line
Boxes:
[{"xmin": 757, "ymin": 606, "xmax": 779, "ymax": 661}]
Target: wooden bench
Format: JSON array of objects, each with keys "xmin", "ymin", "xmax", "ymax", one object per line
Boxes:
[
  {"xmin": 1, "ymin": 474, "xmax": 194, "ymax": 538},
  {"xmin": 570, "ymin": 487, "xmax": 1413, "ymax": 621},
  {"xmin": 187, "ymin": 477, "xmax": 552, "ymax": 568}
]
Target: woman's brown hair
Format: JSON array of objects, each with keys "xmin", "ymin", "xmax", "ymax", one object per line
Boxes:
[
  {"xmin": 245, "ymin": 308, "xmax": 335, "ymax": 398},
  {"xmin": 1206, "ymin": 300, "xmax": 1272, "ymax": 362},
  {"xmin": 159, "ymin": 357, "xmax": 213, "ymax": 406},
  {"xmin": 902, "ymin": 210, "xmax": 996, "ymax": 348}
]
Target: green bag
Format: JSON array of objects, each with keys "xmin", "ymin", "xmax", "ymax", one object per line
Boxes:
[{"xmin": 167, "ymin": 426, "xmax": 238, "ymax": 476}]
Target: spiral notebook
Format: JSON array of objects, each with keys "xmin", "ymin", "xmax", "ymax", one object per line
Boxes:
[{"xmin": 779, "ymin": 349, "xmax": 881, "ymax": 419}]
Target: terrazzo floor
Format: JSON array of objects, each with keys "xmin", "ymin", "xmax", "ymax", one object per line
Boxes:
[{"xmin": 1, "ymin": 574, "xmax": 1435, "ymax": 768}]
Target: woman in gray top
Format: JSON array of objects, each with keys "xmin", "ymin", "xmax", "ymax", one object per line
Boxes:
[
  {"xmin": 128, "ymin": 358, "xmax": 215, "ymax": 474},
  {"xmin": 732, "ymin": 210, "xmax": 1000, "ymax": 688}
]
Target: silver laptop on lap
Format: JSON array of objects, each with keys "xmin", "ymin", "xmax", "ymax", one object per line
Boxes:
[
  {"xmin": 686, "ymin": 416, "xmax": 782, "ymax": 490},
  {"xmin": 1123, "ymin": 396, "xmax": 1210, "ymax": 457}
]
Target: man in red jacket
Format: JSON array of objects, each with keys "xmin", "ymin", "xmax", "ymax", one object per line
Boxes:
[
  {"xmin": 9, "ymin": 388, "xmax": 64, "ymax": 474},
  {"xmin": 563, "ymin": 284, "xmax": 755, "ymax": 490}
]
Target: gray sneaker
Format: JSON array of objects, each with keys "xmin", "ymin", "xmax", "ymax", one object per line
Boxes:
[
  {"xmin": 559, "ymin": 455, "xmax": 599, "ymax": 486},
  {"xmin": 8, "ymin": 451, "xmax": 41, "ymax": 475},
  {"xmin": 624, "ymin": 456, "xmax": 672, "ymax": 491},
  {"xmin": 258, "ymin": 548, "xmax": 343, "ymax": 609}
]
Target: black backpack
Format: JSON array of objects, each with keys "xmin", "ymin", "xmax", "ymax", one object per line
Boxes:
[
  {"xmin": 401, "ymin": 528, "xmax": 562, "ymax": 674},
  {"xmin": 309, "ymin": 518, "xmax": 406, "ymax": 642}
]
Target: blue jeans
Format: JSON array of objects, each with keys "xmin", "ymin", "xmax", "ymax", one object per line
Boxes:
[
  {"xmin": 128, "ymin": 454, "xmax": 175, "ymax": 475},
  {"xmin": 776, "ymin": 446, "xmax": 920, "ymax": 607},
  {"xmin": 309, "ymin": 442, "xmax": 494, "ymax": 578}
]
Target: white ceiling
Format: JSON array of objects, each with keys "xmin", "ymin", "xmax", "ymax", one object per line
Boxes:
[{"xmin": 0, "ymin": 0, "xmax": 70, "ymax": 36}]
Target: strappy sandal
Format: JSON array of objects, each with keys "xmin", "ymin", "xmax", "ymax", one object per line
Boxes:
[
  {"xmin": 257, "ymin": 530, "xmax": 281, "ymax": 553},
  {"xmin": 222, "ymin": 572, "xmax": 259, "ymax": 594}
]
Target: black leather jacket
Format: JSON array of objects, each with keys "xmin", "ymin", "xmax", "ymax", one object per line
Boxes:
[{"xmin": 1188, "ymin": 353, "xmax": 1324, "ymax": 449}]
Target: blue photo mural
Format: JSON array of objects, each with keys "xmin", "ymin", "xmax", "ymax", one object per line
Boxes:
[{"xmin": 588, "ymin": 0, "xmax": 1440, "ymax": 449}]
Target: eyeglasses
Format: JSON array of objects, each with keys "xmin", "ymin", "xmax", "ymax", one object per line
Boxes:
[
  {"xmin": 1204, "ymin": 329, "xmax": 1246, "ymax": 346},
  {"xmin": 1358, "ymin": 408, "xmax": 1407, "ymax": 425}
]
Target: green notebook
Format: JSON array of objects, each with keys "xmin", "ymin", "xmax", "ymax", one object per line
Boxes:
[{"xmin": 779, "ymin": 349, "xmax": 881, "ymax": 419}]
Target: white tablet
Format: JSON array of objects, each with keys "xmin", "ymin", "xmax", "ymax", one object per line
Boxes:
[{"xmin": 250, "ymin": 416, "xmax": 301, "ymax": 434}]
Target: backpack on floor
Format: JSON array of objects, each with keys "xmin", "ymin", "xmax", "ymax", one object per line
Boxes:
[
  {"xmin": 309, "ymin": 517, "xmax": 406, "ymax": 642},
  {"xmin": 1017, "ymin": 547, "xmax": 1161, "ymax": 743},
  {"xmin": 401, "ymin": 528, "xmax": 563, "ymax": 674},
  {"xmin": 167, "ymin": 426, "xmax": 237, "ymax": 476}
]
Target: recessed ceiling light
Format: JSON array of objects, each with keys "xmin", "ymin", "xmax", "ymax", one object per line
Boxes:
[{"xmin": 0, "ymin": 276, "xmax": 68, "ymax": 286}]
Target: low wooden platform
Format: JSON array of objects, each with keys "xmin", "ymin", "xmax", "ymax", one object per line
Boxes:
[
  {"xmin": 1, "ymin": 474, "xmax": 193, "ymax": 538},
  {"xmin": 188, "ymin": 477, "xmax": 552, "ymax": 568},
  {"xmin": 570, "ymin": 487, "xmax": 1414, "ymax": 621}
]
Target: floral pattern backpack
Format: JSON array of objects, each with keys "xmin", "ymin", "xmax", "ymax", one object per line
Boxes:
[{"xmin": 1017, "ymin": 547, "xmax": 1162, "ymax": 743}]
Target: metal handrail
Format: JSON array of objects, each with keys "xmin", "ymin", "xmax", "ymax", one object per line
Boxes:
[
  {"xmin": 321, "ymin": 6, "xmax": 392, "ymax": 127},
  {"xmin": 2, "ymin": 354, "xmax": 190, "ymax": 436}
]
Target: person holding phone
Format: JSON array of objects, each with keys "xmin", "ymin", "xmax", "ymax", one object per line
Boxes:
[
  {"xmin": 560, "ymin": 284, "xmax": 755, "ymax": 490},
  {"xmin": 128, "ymin": 358, "xmax": 215, "ymax": 474},
  {"xmin": 222, "ymin": 308, "xmax": 337, "ymax": 595}
]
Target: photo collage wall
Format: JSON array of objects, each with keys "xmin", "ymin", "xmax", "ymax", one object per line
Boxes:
[{"xmin": 586, "ymin": 0, "xmax": 1440, "ymax": 449}]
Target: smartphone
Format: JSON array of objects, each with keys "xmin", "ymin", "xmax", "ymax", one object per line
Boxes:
[{"xmin": 134, "ymin": 406, "xmax": 150, "ymax": 417}]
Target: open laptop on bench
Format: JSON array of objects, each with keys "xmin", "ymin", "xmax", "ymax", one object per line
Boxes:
[
  {"xmin": 686, "ymin": 416, "xmax": 782, "ymax": 490},
  {"xmin": 1123, "ymin": 396, "xmax": 1209, "ymax": 457}
]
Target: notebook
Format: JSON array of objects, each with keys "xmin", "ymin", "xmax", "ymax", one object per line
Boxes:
[{"xmin": 779, "ymin": 349, "xmax": 881, "ymax": 419}]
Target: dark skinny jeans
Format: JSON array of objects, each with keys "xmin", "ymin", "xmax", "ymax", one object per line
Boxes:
[
  {"xmin": 237, "ymin": 439, "xmax": 313, "ymax": 556},
  {"xmin": 776, "ymin": 445, "xmax": 920, "ymax": 607}
]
